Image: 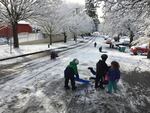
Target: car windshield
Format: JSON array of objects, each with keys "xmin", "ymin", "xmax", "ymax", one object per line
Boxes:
[
  {"xmin": 139, "ymin": 44, "xmax": 148, "ymax": 48},
  {"xmin": 119, "ymin": 36, "xmax": 130, "ymax": 42},
  {"xmin": 121, "ymin": 36, "xmax": 129, "ymax": 39}
]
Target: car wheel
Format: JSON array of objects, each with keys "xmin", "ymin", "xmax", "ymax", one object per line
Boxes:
[
  {"xmin": 137, "ymin": 50, "xmax": 143, "ymax": 55},
  {"xmin": 133, "ymin": 52, "xmax": 137, "ymax": 55},
  {"xmin": 112, "ymin": 44, "xmax": 114, "ymax": 48}
]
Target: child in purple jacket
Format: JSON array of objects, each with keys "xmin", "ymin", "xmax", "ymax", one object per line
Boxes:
[{"xmin": 107, "ymin": 61, "xmax": 120, "ymax": 94}]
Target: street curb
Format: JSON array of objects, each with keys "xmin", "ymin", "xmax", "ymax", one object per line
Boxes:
[
  {"xmin": 0, "ymin": 49, "xmax": 51, "ymax": 61},
  {"xmin": 0, "ymin": 39, "xmax": 92, "ymax": 61},
  {"xmin": 0, "ymin": 45, "xmax": 74, "ymax": 61}
]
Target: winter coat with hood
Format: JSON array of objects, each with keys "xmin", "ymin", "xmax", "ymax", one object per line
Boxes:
[
  {"xmin": 68, "ymin": 60, "xmax": 78, "ymax": 75},
  {"xmin": 96, "ymin": 60, "xmax": 109, "ymax": 77},
  {"xmin": 64, "ymin": 59, "xmax": 79, "ymax": 78}
]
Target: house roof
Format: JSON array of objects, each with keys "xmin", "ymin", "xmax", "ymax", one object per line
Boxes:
[{"xmin": 18, "ymin": 21, "xmax": 31, "ymax": 25}]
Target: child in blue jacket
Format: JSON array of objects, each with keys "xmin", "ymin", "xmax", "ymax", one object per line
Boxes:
[{"xmin": 107, "ymin": 61, "xmax": 120, "ymax": 94}]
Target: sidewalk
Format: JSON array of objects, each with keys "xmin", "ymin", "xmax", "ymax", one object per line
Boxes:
[{"xmin": 0, "ymin": 37, "xmax": 91, "ymax": 61}]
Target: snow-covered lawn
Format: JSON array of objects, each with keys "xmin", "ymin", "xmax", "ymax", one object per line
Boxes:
[
  {"xmin": 0, "ymin": 37, "xmax": 87, "ymax": 60},
  {"xmin": 0, "ymin": 36, "xmax": 150, "ymax": 113}
]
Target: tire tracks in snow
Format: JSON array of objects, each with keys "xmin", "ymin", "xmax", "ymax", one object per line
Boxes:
[
  {"xmin": 18, "ymin": 37, "xmax": 96, "ymax": 113},
  {"xmin": 0, "ymin": 37, "xmax": 96, "ymax": 112},
  {"xmin": 0, "ymin": 37, "xmax": 95, "ymax": 86}
]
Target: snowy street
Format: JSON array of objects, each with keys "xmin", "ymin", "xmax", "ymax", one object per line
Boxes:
[{"xmin": 0, "ymin": 37, "xmax": 150, "ymax": 113}]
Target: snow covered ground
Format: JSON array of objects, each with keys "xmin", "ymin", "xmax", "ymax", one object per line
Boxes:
[
  {"xmin": 0, "ymin": 37, "xmax": 86, "ymax": 60},
  {"xmin": 0, "ymin": 36, "xmax": 150, "ymax": 113}
]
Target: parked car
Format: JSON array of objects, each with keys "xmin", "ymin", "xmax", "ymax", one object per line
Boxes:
[
  {"xmin": 106, "ymin": 38, "xmax": 114, "ymax": 44},
  {"xmin": 104, "ymin": 35, "xmax": 110, "ymax": 40},
  {"xmin": 115, "ymin": 36, "xmax": 130, "ymax": 46},
  {"xmin": 105, "ymin": 38, "xmax": 115, "ymax": 48},
  {"xmin": 92, "ymin": 32, "xmax": 100, "ymax": 37},
  {"xmin": 130, "ymin": 43, "xmax": 149, "ymax": 55}
]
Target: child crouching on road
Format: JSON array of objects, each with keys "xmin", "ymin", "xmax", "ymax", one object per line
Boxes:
[{"xmin": 107, "ymin": 61, "xmax": 120, "ymax": 94}]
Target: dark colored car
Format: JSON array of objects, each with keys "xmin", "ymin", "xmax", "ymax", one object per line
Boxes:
[{"xmin": 130, "ymin": 44, "xmax": 149, "ymax": 55}]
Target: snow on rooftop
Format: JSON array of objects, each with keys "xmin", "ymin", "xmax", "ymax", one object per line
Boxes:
[{"xmin": 18, "ymin": 21, "xmax": 31, "ymax": 25}]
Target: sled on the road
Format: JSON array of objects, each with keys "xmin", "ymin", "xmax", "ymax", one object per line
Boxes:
[{"xmin": 75, "ymin": 77, "xmax": 90, "ymax": 84}]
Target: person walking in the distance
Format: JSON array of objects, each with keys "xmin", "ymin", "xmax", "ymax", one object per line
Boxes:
[
  {"xmin": 64, "ymin": 58, "xmax": 79, "ymax": 90},
  {"xmin": 107, "ymin": 61, "xmax": 120, "ymax": 94},
  {"xmin": 95, "ymin": 54, "xmax": 109, "ymax": 89},
  {"xmin": 94, "ymin": 42, "xmax": 97, "ymax": 47},
  {"xmin": 99, "ymin": 46, "xmax": 102, "ymax": 52}
]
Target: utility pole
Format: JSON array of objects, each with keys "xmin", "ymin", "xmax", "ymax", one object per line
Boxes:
[
  {"xmin": 9, "ymin": 25, "xmax": 12, "ymax": 54},
  {"xmin": 147, "ymin": 40, "xmax": 150, "ymax": 59}
]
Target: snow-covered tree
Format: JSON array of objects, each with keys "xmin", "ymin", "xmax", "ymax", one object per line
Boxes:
[
  {"xmin": 96, "ymin": 0, "xmax": 150, "ymax": 57},
  {"xmin": 68, "ymin": 6, "xmax": 94, "ymax": 41},
  {"xmin": 97, "ymin": 0, "xmax": 150, "ymax": 41},
  {"xmin": 37, "ymin": 0, "xmax": 67, "ymax": 45},
  {"xmin": 85, "ymin": 0, "xmax": 100, "ymax": 31},
  {"xmin": 38, "ymin": 2, "xmax": 94, "ymax": 44},
  {"xmin": 0, "ymin": 0, "xmax": 43, "ymax": 48}
]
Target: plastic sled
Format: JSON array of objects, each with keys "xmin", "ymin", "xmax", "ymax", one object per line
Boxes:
[{"xmin": 75, "ymin": 77, "xmax": 90, "ymax": 84}]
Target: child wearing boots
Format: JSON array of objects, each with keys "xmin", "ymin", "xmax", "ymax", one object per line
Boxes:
[
  {"xmin": 107, "ymin": 61, "xmax": 120, "ymax": 94},
  {"xmin": 64, "ymin": 59, "xmax": 79, "ymax": 90}
]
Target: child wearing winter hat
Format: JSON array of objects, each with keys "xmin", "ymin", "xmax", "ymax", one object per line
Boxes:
[{"xmin": 64, "ymin": 58, "xmax": 79, "ymax": 90}]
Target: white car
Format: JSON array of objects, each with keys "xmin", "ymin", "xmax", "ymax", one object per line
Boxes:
[
  {"xmin": 92, "ymin": 32, "xmax": 100, "ymax": 37},
  {"xmin": 103, "ymin": 35, "xmax": 110, "ymax": 40},
  {"xmin": 115, "ymin": 36, "xmax": 130, "ymax": 46}
]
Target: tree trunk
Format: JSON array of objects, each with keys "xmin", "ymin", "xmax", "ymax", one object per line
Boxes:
[
  {"xmin": 63, "ymin": 32, "xmax": 67, "ymax": 43},
  {"xmin": 147, "ymin": 41, "xmax": 150, "ymax": 59},
  {"xmin": 129, "ymin": 30, "xmax": 134, "ymax": 43},
  {"xmin": 12, "ymin": 22, "xmax": 19, "ymax": 48},
  {"xmin": 49, "ymin": 34, "xmax": 52, "ymax": 45}
]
